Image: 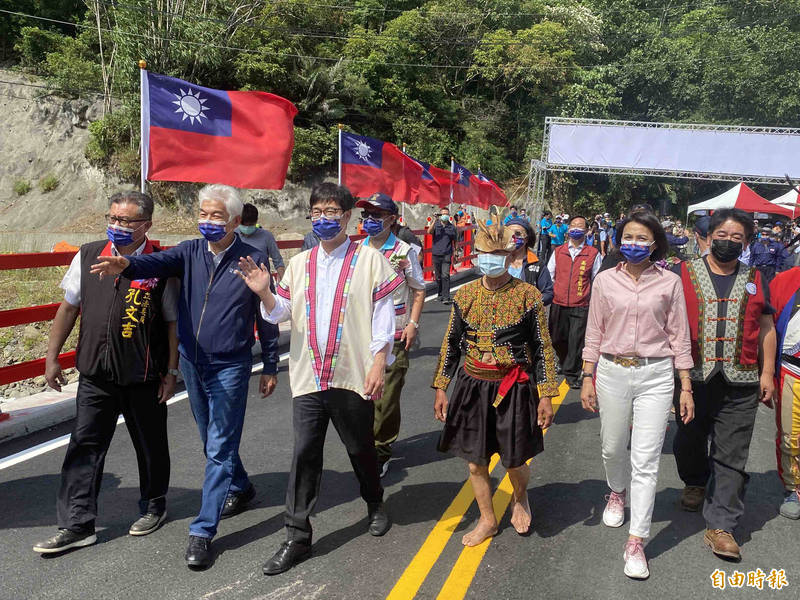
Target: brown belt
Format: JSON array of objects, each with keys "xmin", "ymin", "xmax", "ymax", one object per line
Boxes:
[{"xmin": 601, "ymin": 354, "xmax": 669, "ymax": 368}]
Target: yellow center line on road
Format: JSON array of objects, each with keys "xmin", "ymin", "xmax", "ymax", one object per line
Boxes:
[
  {"xmin": 385, "ymin": 380, "xmax": 570, "ymax": 600},
  {"xmin": 434, "ymin": 380, "xmax": 569, "ymax": 600}
]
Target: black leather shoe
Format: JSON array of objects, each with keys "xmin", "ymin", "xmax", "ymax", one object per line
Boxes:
[
  {"xmin": 220, "ymin": 483, "xmax": 256, "ymax": 519},
  {"xmin": 185, "ymin": 535, "xmax": 212, "ymax": 569},
  {"xmin": 33, "ymin": 529, "xmax": 96, "ymax": 554},
  {"xmin": 368, "ymin": 502, "xmax": 391, "ymax": 537},
  {"xmin": 262, "ymin": 541, "xmax": 311, "ymax": 576}
]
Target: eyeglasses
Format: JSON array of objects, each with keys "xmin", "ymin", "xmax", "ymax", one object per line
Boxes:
[
  {"xmin": 105, "ymin": 214, "xmax": 149, "ymax": 227},
  {"xmin": 309, "ymin": 208, "xmax": 344, "ymax": 219}
]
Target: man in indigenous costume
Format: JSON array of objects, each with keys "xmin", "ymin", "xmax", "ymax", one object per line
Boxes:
[
  {"xmin": 236, "ymin": 183, "xmax": 401, "ymax": 575},
  {"xmin": 672, "ymin": 208, "xmax": 777, "ymax": 560},
  {"xmin": 357, "ymin": 193, "xmax": 427, "ymax": 477},
  {"xmin": 432, "ymin": 220, "xmax": 558, "ymax": 547},
  {"xmin": 769, "ymin": 267, "xmax": 800, "ymax": 519}
]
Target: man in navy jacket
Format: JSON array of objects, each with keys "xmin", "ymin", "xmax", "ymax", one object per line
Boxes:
[{"xmin": 92, "ymin": 184, "xmax": 279, "ymax": 569}]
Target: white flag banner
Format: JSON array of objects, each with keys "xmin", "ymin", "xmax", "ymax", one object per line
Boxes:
[{"xmin": 546, "ymin": 119, "xmax": 800, "ymax": 180}]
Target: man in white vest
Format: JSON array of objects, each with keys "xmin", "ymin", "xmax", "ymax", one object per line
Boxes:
[
  {"xmin": 357, "ymin": 193, "xmax": 426, "ymax": 477},
  {"xmin": 237, "ymin": 183, "xmax": 400, "ymax": 575}
]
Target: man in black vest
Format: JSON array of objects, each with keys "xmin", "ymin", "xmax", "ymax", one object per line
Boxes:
[{"xmin": 33, "ymin": 192, "xmax": 179, "ymax": 555}]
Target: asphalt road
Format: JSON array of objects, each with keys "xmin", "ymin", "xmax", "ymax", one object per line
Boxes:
[{"xmin": 0, "ymin": 289, "xmax": 796, "ymax": 600}]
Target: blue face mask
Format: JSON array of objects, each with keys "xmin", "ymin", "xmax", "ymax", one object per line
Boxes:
[
  {"xmin": 198, "ymin": 219, "xmax": 228, "ymax": 242},
  {"xmin": 363, "ymin": 217, "xmax": 385, "ymax": 237},
  {"xmin": 237, "ymin": 224, "xmax": 257, "ymax": 236},
  {"xmin": 106, "ymin": 224, "xmax": 135, "ymax": 246},
  {"xmin": 619, "ymin": 241, "xmax": 653, "ymax": 264},
  {"xmin": 568, "ymin": 228, "xmax": 586, "ymax": 240},
  {"xmin": 312, "ymin": 216, "xmax": 342, "ymax": 240},
  {"xmin": 477, "ymin": 253, "xmax": 508, "ymax": 277}
]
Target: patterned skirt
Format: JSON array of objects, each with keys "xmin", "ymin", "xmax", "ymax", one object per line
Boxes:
[{"xmin": 437, "ymin": 367, "xmax": 544, "ymax": 469}]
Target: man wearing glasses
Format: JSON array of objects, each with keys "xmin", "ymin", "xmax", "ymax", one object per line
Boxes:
[
  {"xmin": 236, "ymin": 183, "xmax": 399, "ymax": 575},
  {"xmin": 34, "ymin": 192, "xmax": 179, "ymax": 555},
  {"xmin": 672, "ymin": 208, "xmax": 777, "ymax": 561}
]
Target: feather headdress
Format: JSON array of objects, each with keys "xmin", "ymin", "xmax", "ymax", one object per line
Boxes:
[{"xmin": 474, "ymin": 219, "xmax": 515, "ymax": 253}]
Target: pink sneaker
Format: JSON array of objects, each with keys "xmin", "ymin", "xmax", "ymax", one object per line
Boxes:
[
  {"xmin": 602, "ymin": 489, "xmax": 626, "ymax": 528},
  {"xmin": 623, "ymin": 539, "xmax": 649, "ymax": 579}
]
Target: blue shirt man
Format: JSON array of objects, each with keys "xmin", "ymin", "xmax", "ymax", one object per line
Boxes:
[
  {"xmin": 550, "ymin": 218, "xmax": 568, "ymax": 246},
  {"xmin": 540, "ymin": 215, "xmax": 553, "ymax": 236},
  {"xmin": 90, "ymin": 184, "xmax": 280, "ymax": 569}
]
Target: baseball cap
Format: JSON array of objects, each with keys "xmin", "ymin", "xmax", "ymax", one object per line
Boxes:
[
  {"xmin": 355, "ymin": 192, "xmax": 398, "ymax": 214},
  {"xmin": 693, "ymin": 216, "xmax": 711, "ymax": 237}
]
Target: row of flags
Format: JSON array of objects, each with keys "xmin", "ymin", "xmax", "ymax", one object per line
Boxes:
[
  {"xmin": 340, "ymin": 130, "xmax": 507, "ymax": 209},
  {"xmin": 140, "ymin": 70, "xmax": 507, "ymax": 207}
]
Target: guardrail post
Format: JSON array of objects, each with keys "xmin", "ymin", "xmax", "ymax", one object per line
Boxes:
[
  {"xmin": 462, "ymin": 227, "xmax": 474, "ymax": 268},
  {"xmin": 423, "ymin": 231, "xmax": 434, "ymax": 282}
]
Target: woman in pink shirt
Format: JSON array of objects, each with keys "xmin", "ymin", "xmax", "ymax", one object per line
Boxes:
[{"xmin": 580, "ymin": 211, "xmax": 695, "ymax": 580}]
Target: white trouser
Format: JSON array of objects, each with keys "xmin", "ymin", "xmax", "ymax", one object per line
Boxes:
[{"xmin": 595, "ymin": 355, "xmax": 674, "ymax": 538}]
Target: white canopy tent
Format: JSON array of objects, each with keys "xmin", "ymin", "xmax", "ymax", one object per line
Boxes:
[
  {"xmin": 686, "ymin": 182, "xmax": 794, "ymax": 218},
  {"xmin": 770, "ymin": 189, "xmax": 800, "ymax": 217}
]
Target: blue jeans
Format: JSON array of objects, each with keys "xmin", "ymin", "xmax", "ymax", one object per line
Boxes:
[{"xmin": 180, "ymin": 356, "xmax": 252, "ymax": 539}]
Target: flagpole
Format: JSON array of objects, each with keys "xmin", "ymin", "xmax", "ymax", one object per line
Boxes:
[
  {"xmin": 139, "ymin": 60, "xmax": 147, "ymax": 194},
  {"xmin": 450, "ymin": 156, "xmax": 454, "ymax": 210},
  {"xmin": 338, "ymin": 123, "xmax": 343, "ymax": 185},
  {"xmin": 401, "ymin": 143, "xmax": 407, "ymax": 222}
]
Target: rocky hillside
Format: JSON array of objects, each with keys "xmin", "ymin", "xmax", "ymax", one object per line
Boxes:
[{"xmin": 0, "ymin": 69, "xmax": 441, "ymax": 253}]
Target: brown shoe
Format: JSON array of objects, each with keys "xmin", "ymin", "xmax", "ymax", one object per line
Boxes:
[
  {"xmin": 680, "ymin": 486, "xmax": 705, "ymax": 512},
  {"xmin": 704, "ymin": 529, "xmax": 741, "ymax": 560}
]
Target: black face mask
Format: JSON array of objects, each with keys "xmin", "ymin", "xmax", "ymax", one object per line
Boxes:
[{"xmin": 710, "ymin": 239, "xmax": 743, "ymax": 263}]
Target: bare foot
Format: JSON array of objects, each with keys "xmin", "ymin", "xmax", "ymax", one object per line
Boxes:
[
  {"xmin": 461, "ymin": 517, "xmax": 498, "ymax": 547},
  {"xmin": 510, "ymin": 495, "xmax": 532, "ymax": 534}
]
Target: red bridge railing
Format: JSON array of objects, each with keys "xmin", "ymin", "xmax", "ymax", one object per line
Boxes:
[{"xmin": 0, "ymin": 226, "xmax": 475, "ymax": 387}]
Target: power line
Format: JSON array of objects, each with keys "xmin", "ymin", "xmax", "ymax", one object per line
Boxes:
[
  {"xmin": 95, "ymin": 0, "xmax": 800, "ymax": 50},
  {"xmin": 0, "ymin": 77, "xmax": 106, "ymax": 97},
  {"xmin": 3, "ymin": 7, "xmax": 798, "ymax": 74},
  {"xmin": 261, "ymin": 0, "xmax": 768, "ymax": 18}
]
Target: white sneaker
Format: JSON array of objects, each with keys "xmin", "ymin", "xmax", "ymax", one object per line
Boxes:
[
  {"xmin": 623, "ymin": 539, "xmax": 650, "ymax": 579},
  {"xmin": 602, "ymin": 489, "xmax": 626, "ymax": 528}
]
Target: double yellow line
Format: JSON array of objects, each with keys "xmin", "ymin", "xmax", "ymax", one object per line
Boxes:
[{"xmin": 387, "ymin": 380, "xmax": 570, "ymax": 600}]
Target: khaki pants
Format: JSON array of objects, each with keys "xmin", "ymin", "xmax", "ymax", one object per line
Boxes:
[{"xmin": 374, "ymin": 339, "xmax": 409, "ymax": 462}]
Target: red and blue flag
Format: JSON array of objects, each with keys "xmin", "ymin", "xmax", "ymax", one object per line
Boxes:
[
  {"xmin": 452, "ymin": 161, "xmax": 484, "ymax": 208},
  {"xmin": 142, "ymin": 71, "xmax": 298, "ymax": 189},
  {"xmin": 340, "ymin": 131, "xmax": 422, "ymax": 201},
  {"xmin": 408, "ymin": 157, "xmax": 452, "ymax": 207},
  {"xmin": 477, "ymin": 169, "xmax": 508, "ymax": 207}
]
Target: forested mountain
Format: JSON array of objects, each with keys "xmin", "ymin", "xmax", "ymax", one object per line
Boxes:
[{"xmin": 3, "ymin": 0, "xmax": 799, "ymax": 216}]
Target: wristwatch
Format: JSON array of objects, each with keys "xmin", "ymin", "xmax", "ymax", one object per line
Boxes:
[
  {"xmin": 167, "ymin": 368, "xmax": 179, "ymax": 377},
  {"xmin": 408, "ymin": 319, "xmax": 419, "ymax": 329},
  {"xmin": 581, "ymin": 371, "xmax": 594, "ymax": 379}
]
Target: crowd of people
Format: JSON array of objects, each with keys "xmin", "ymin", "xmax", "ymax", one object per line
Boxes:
[{"xmin": 28, "ymin": 185, "xmax": 800, "ymax": 585}]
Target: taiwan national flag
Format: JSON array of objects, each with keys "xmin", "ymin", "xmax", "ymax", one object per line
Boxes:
[
  {"xmin": 142, "ymin": 71, "xmax": 298, "ymax": 189},
  {"xmin": 452, "ymin": 161, "xmax": 483, "ymax": 208},
  {"xmin": 341, "ymin": 131, "xmax": 422, "ymax": 202},
  {"xmin": 477, "ymin": 170, "xmax": 508, "ymax": 207},
  {"xmin": 408, "ymin": 157, "xmax": 453, "ymax": 207}
]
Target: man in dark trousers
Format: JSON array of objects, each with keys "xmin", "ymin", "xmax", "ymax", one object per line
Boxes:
[
  {"xmin": 547, "ymin": 215, "xmax": 602, "ymax": 388},
  {"xmin": 33, "ymin": 191, "xmax": 179, "ymax": 555},
  {"xmin": 91, "ymin": 184, "xmax": 280, "ymax": 569},
  {"xmin": 673, "ymin": 209, "xmax": 776, "ymax": 561},
  {"xmin": 237, "ymin": 183, "xmax": 397, "ymax": 575},
  {"xmin": 428, "ymin": 206, "xmax": 457, "ymax": 304}
]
